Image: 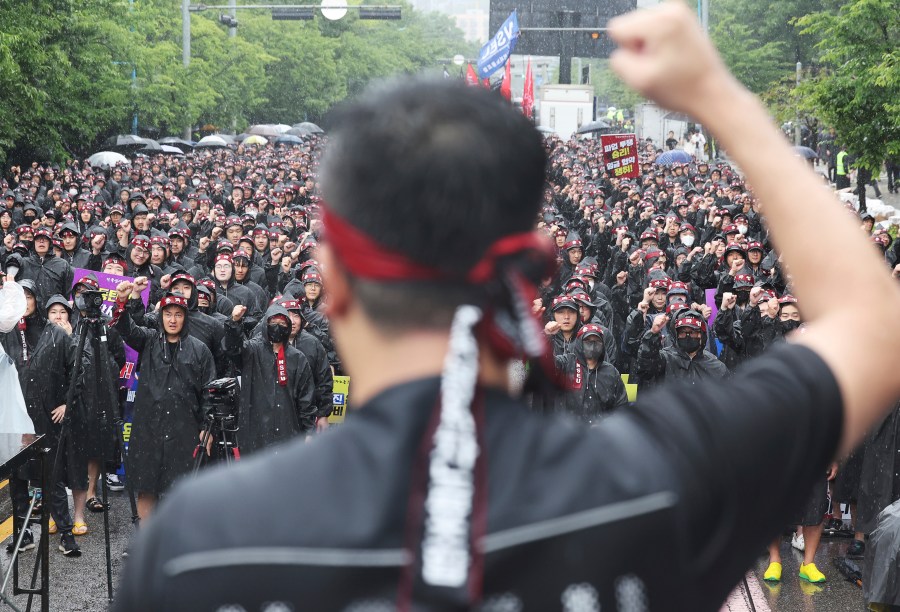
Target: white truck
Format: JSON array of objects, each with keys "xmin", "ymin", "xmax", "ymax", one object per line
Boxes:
[{"xmin": 537, "ymin": 84, "xmax": 595, "ymax": 139}]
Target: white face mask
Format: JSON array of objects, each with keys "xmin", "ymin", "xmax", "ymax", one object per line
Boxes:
[
  {"xmin": 681, "ymin": 234, "xmax": 695, "ymax": 248},
  {"xmin": 737, "ymin": 224, "xmax": 749, "ymax": 235},
  {"xmin": 192, "ymin": 178, "xmax": 201, "ymax": 187},
  {"xmin": 68, "ymin": 188, "xmax": 78, "ymax": 196}
]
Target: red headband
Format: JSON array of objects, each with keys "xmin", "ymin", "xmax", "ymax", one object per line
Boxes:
[{"xmin": 321, "ymin": 206, "xmax": 554, "ymax": 285}]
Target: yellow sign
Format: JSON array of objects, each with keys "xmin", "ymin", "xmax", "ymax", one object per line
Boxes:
[
  {"xmin": 620, "ymin": 374, "xmax": 638, "ymax": 403},
  {"xmin": 328, "ymin": 376, "xmax": 350, "ymax": 424}
]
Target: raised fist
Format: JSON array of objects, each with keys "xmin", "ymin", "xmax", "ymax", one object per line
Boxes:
[
  {"xmin": 650, "ymin": 314, "xmax": 669, "ymax": 334},
  {"xmin": 721, "ymin": 292, "xmax": 736, "ymax": 310},
  {"xmin": 133, "ymin": 276, "xmax": 149, "ymax": 295}
]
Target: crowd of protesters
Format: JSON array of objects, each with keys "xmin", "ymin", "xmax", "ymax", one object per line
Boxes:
[{"xmin": 0, "ymin": 120, "xmax": 898, "ymax": 588}]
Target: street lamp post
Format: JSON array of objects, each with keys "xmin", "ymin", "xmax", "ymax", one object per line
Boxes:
[
  {"xmin": 182, "ymin": 0, "xmax": 192, "ymax": 139},
  {"xmin": 795, "ymin": 61, "xmax": 802, "ymax": 146}
]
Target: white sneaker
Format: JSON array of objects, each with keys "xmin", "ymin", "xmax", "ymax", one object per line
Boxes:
[{"xmin": 792, "ymin": 532, "xmax": 806, "ymax": 552}]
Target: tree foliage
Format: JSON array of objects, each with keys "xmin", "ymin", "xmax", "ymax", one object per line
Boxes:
[
  {"xmin": 0, "ymin": 0, "xmax": 473, "ymax": 163},
  {"xmin": 795, "ymin": 0, "xmax": 900, "ymax": 171}
]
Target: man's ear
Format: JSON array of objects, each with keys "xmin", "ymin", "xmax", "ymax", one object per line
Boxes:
[{"xmin": 319, "ymin": 244, "xmax": 350, "ymax": 319}]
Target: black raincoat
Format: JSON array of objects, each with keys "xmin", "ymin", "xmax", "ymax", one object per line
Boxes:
[
  {"xmin": 21, "ymin": 251, "xmax": 73, "ymax": 304},
  {"xmin": 114, "ymin": 307, "xmax": 216, "ymax": 495},
  {"xmin": 636, "ymin": 328, "xmax": 728, "ymax": 386},
  {"xmin": 224, "ymin": 305, "xmax": 316, "ymax": 454},
  {"xmin": 856, "ymin": 402, "xmax": 900, "ymax": 535},
  {"xmin": 0, "ymin": 290, "xmax": 78, "ymax": 483},
  {"xmin": 554, "ymin": 336, "xmax": 628, "ymax": 424}
]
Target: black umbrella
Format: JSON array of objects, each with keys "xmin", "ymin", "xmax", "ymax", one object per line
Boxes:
[
  {"xmin": 104, "ymin": 134, "xmax": 157, "ymax": 152},
  {"xmin": 159, "ymin": 137, "xmax": 195, "ymax": 152},
  {"xmin": 137, "ymin": 139, "xmax": 162, "ymax": 153},
  {"xmin": 793, "ymin": 146, "xmax": 818, "ymax": 160},
  {"xmin": 576, "ymin": 120, "xmax": 612, "ymax": 135}
]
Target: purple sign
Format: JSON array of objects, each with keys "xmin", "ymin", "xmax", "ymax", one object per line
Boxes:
[
  {"xmin": 704, "ymin": 288, "xmax": 723, "ymax": 355},
  {"xmin": 71, "ymin": 268, "xmax": 151, "ymax": 449}
]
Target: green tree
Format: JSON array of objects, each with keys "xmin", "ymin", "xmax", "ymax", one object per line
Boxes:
[
  {"xmin": 710, "ymin": 15, "xmax": 788, "ymax": 95},
  {"xmin": 0, "ymin": 0, "xmax": 132, "ymax": 162},
  {"xmin": 796, "ymin": 0, "xmax": 900, "ymax": 174}
]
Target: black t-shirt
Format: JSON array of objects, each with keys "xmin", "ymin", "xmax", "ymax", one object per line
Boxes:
[{"xmin": 113, "ymin": 342, "xmax": 842, "ymax": 611}]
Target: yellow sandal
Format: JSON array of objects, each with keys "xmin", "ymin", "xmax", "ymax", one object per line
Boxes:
[
  {"xmin": 72, "ymin": 522, "xmax": 88, "ymax": 536},
  {"xmin": 48, "ymin": 519, "xmax": 57, "ymax": 535}
]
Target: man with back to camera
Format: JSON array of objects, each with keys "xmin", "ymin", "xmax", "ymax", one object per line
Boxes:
[{"xmin": 113, "ymin": 3, "xmax": 900, "ymax": 610}]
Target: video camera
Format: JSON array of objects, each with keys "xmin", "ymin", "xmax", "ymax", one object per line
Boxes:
[
  {"xmin": 75, "ymin": 289, "xmax": 104, "ymax": 319},
  {"xmin": 203, "ymin": 377, "xmax": 240, "ymax": 427}
]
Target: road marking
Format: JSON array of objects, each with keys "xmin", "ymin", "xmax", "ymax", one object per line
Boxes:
[
  {"xmin": 0, "ymin": 517, "xmax": 12, "ymax": 542},
  {"xmin": 720, "ymin": 573, "xmax": 772, "ymax": 612},
  {"xmin": 0, "ymin": 479, "xmax": 8, "ymax": 491}
]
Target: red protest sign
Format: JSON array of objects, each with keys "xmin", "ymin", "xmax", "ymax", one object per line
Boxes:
[{"xmin": 600, "ymin": 133, "xmax": 639, "ymax": 179}]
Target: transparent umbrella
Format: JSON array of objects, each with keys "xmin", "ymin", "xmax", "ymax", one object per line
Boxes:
[{"xmin": 87, "ymin": 151, "xmax": 130, "ymax": 168}]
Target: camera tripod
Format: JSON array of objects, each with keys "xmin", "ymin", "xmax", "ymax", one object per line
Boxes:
[
  {"xmin": 192, "ymin": 411, "xmax": 240, "ymax": 473},
  {"xmin": 54, "ymin": 311, "xmax": 139, "ymax": 604}
]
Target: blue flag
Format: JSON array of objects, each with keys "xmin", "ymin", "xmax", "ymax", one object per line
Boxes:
[{"xmin": 477, "ymin": 11, "xmax": 519, "ymax": 79}]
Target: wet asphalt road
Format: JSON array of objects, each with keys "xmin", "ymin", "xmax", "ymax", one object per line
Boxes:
[{"xmin": 0, "ymin": 488, "xmax": 133, "ymax": 611}]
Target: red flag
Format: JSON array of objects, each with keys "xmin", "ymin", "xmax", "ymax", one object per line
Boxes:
[
  {"xmin": 482, "ymin": 78, "xmax": 490, "ymax": 89},
  {"xmin": 500, "ymin": 60, "xmax": 511, "ymax": 101},
  {"xmin": 522, "ymin": 57, "xmax": 534, "ymax": 119},
  {"xmin": 465, "ymin": 64, "xmax": 480, "ymax": 87}
]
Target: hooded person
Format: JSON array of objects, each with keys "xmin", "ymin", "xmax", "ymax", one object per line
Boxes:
[
  {"xmin": 0, "ymin": 280, "xmax": 81, "ymax": 556},
  {"xmin": 556, "ymin": 231, "xmax": 584, "ymax": 286},
  {"xmin": 111, "ymin": 288, "xmax": 216, "ymax": 522},
  {"xmin": 298, "ymin": 269, "xmax": 325, "ymax": 314},
  {"xmin": 544, "ymin": 294, "xmax": 581, "ymax": 357},
  {"xmin": 135, "ymin": 273, "xmax": 227, "ymax": 376},
  {"xmin": 636, "ymin": 308, "xmax": 727, "ymax": 386},
  {"xmin": 224, "ymin": 303, "xmax": 316, "ymax": 454},
  {"xmin": 714, "ymin": 273, "xmax": 760, "ymax": 370},
  {"xmin": 252, "ymin": 298, "xmax": 335, "ymax": 431},
  {"xmin": 126, "ymin": 235, "xmax": 164, "ymax": 305},
  {"xmin": 231, "ymin": 251, "xmax": 269, "ymax": 312},
  {"xmin": 570, "ymin": 289, "xmax": 618, "ymax": 366},
  {"xmin": 57, "ymin": 222, "xmax": 103, "ymax": 271},
  {"xmin": 20, "ymin": 226, "xmax": 73, "ymax": 305},
  {"xmin": 210, "ymin": 252, "xmax": 262, "ymax": 322},
  {"xmin": 48, "ymin": 288, "xmax": 126, "ymax": 528},
  {"xmin": 196, "ymin": 277, "xmax": 235, "ymax": 321},
  {"xmin": 554, "ymin": 324, "xmax": 628, "ymax": 424}
]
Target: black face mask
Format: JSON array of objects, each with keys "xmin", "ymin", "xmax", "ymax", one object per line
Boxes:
[
  {"xmin": 266, "ymin": 323, "xmax": 290, "ymax": 343},
  {"xmin": 735, "ymin": 290, "xmax": 750, "ymax": 305},
  {"xmin": 582, "ymin": 339, "xmax": 604, "ymax": 361},
  {"xmin": 781, "ymin": 319, "xmax": 801, "ymax": 334},
  {"xmin": 677, "ymin": 335, "xmax": 702, "ymax": 354}
]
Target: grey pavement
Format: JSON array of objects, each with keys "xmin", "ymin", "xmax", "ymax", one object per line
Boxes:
[{"xmin": 0, "ymin": 489, "xmax": 133, "ymax": 611}]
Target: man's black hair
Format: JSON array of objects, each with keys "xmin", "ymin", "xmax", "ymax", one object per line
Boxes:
[{"xmin": 321, "ymin": 78, "xmax": 547, "ymax": 330}]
